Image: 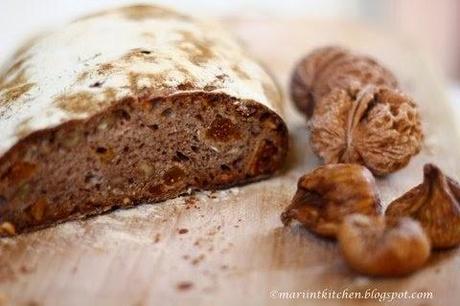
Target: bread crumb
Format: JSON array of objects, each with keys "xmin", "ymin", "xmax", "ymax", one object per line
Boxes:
[
  {"xmin": 191, "ymin": 254, "xmax": 205, "ymax": 265},
  {"xmin": 178, "ymin": 228, "xmax": 188, "ymax": 234},
  {"xmin": 176, "ymin": 281, "xmax": 193, "ymax": 291}
]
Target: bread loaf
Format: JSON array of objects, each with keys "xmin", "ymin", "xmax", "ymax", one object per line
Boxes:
[{"xmin": 0, "ymin": 5, "xmax": 288, "ymax": 235}]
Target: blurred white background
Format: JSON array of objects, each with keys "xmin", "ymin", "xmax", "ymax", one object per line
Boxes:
[{"xmin": 1, "ymin": 0, "xmax": 459, "ymax": 114}]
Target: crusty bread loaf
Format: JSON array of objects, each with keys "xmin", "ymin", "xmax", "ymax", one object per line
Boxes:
[{"xmin": 0, "ymin": 5, "xmax": 288, "ymax": 235}]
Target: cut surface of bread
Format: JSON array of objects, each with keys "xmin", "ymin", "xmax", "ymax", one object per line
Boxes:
[{"xmin": 0, "ymin": 92, "xmax": 287, "ymax": 234}]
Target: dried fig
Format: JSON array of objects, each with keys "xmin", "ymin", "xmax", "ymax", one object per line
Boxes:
[
  {"xmin": 386, "ymin": 163, "xmax": 460, "ymax": 249},
  {"xmin": 281, "ymin": 164, "xmax": 381, "ymax": 238},
  {"xmin": 338, "ymin": 214, "xmax": 430, "ymax": 277},
  {"xmin": 291, "ymin": 46, "xmax": 423, "ymax": 175}
]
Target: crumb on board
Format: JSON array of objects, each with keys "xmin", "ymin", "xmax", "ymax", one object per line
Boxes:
[
  {"xmin": 176, "ymin": 281, "xmax": 193, "ymax": 291},
  {"xmin": 178, "ymin": 228, "xmax": 189, "ymax": 234},
  {"xmin": 191, "ymin": 254, "xmax": 205, "ymax": 265}
]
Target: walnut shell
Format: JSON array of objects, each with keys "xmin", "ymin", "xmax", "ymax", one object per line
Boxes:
[
  {"xmin": 310, "ymin": 86, "xmax": 423, "ymax": 175},
  {"xmin": 338, "ymin": 214, "xmax": 430, "ymax": 277},
  {"xmin": 281, "ymin": 163, "xmax": 381, "ymax": 238},
  {"xmin": 386, "ymin": 164, "xmax": 460, "ymax": 249},
  {"xmin": 291, "ymin": 46, "xmax": 398, "ymax": 117},
  {"xmin": 291, "ymin": 46, "xmax": 422, "ymax": 175}
]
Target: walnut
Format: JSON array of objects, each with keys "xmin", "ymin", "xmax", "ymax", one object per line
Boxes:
[
  {"xmin": 386, "ymin": 164, "xmax": 460, "ymax": 249},
  {"xmin": 291, "ymin": 46, "xmax": 423, "ymax": 175},
  {"xmin": 0, "ymin": 222, "xmax": 16, "ymax": 236},
  {"xmin": 281, "ymin": 164, "xmax": 381, "ymax": 238},
  {"xmin": 338, "ymin": 214, "xmax": 430, "ymax": 277}
]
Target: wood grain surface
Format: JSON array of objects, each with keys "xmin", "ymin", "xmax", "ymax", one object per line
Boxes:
[{"xmin": 0, "ymin": 18, "xmax": 459, "ymax": 306}]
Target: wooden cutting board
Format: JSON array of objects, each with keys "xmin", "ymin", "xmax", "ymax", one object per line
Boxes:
[{"xmin": 0, "ymin": 18, "xmax": 459, "ymax": 306}]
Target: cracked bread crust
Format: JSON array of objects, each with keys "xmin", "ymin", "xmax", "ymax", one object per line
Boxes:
[
  {"xmin": 0, "ymin": 92, "xmax": 288, "ymax": 235},
  {"xmin": 0, "ymin": 4, "xmax": 283, "ymax": 156}
]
